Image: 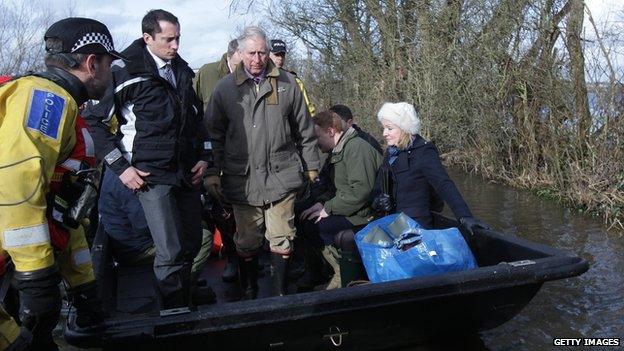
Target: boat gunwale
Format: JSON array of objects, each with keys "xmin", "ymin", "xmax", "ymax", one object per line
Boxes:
[{"xmin": 65, "ymin": 225, "xmax": 589, "ymax": 346}]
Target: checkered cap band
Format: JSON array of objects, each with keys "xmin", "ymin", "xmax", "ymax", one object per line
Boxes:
[{"xmin": 71, "ymin": 32, "xmax": 114, "ymax": 53}]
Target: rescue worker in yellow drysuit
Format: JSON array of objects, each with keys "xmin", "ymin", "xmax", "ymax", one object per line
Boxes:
[{"xmin": 0, "ymin": 17, "xmax": 126, "ymax": 350}]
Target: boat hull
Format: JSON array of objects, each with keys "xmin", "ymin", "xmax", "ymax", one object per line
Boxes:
[{"xmin": 64, "ymin": 213, "xmax": 588, "ymax": 350}]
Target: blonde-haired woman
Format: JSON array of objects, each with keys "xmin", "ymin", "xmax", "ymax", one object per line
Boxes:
[{"xmin": 371, "ymin": 102, "xmax": 488, "ymax": 235}]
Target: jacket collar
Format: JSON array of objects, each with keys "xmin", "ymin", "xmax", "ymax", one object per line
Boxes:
[
  {"xmin": 146, "ymin": 45, "xmax": 169, "ymax": 69},
  {"xmin": 121, "ymin": 38, "xmax": 190, "ymax": 76},
  {"xmin": 330, "ymin": 127, "xmax": 358, "ymax": 163},
  {"xmin": 35, "ymin": 66, "xmax": 89, "ymax": 106},
  {"xmin": 217, "ymin": 53, "xmax": 230, "ymax": 78},
  {"xmin": 233, "ymin": 59, "xmax": 280, "ymax": 86},
  {"xmin": 386, "ymin": 134, "xmax": 427, "ymax": 160},
  {"xmin": 407, "ymin": 134, "xmax": 427, "ymax": 150}
]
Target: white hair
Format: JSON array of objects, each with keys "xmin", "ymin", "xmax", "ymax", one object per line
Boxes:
[{"xmin": 237, "ymin": 26, "xmax": 270, "ymax": 52}]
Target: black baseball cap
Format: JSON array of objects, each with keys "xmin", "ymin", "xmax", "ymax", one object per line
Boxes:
[
  {"xmin": 44, "ymin": 17, "xmax": 128, "ymax": 61},
  {"xmin": 270, "ymin": 39, "xmax": 287, "ymax": 54}
]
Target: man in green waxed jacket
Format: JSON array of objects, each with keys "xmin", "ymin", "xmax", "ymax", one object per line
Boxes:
[
  {"xmin": 204, "ymin": 26, "xmax": 320, "ymax": 298},
  {"xmin": 193, "ymin": 39, "xmax": 241, "ymax": 108},
  {"xmin": 300, "ymin": 109, "xmax": 383, "ymax": 289}
]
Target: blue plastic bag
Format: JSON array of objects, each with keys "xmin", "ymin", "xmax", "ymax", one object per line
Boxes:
[{"xmin": 355, "ymin": 213, "xmax": 478, "ymax": 283}]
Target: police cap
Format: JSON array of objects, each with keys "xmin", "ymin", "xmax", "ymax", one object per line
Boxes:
[
  {"xmin": 44, "ymin": 17, "xmax": 128, "ymax": 61},
  {"xmin": 270, "ymin": 39, "xmax": 287, "ymax": 54}
]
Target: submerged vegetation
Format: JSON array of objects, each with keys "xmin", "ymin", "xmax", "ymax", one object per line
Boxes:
[{"xmin": 246, "ymin": 0, "xmax": 624, "ymax": 229}]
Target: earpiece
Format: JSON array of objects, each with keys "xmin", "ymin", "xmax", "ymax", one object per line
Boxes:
[{"xmin": 58, "ymin": 53, "xmax": 80, "ymax": 68}]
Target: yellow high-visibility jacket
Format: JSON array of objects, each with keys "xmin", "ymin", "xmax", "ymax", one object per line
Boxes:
[
  {"xmin": 294, "ymin": 76, "xmax": 316, "ymax": 118},
  {"xmin": 0, "ymin": 75, "xmax": 77, "ymax": 272}
]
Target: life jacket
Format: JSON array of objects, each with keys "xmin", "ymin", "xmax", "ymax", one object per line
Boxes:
[
  {"xmin": 0, "ymin": 252, "xmax": 7, "ymax": 276},
  {"xmin": 48, "ymin": 114, "xmax": 96, "ymax": 250}
]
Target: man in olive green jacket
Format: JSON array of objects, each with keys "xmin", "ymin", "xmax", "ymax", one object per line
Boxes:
[
  {"xmin": 193, "ymin": 39, "xmax": 241, "ymax": 108},
  {"xmin": 204, "ymin": 26, "xmax": 319, "ymax": 298},
  {"xmin": 300, "ymin": 110, "xmax": 382, "ymax": 289}
]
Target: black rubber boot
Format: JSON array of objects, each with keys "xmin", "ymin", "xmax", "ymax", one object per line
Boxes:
[
  {"xmin": 15, "ymin": 267, "xmax": 61, "ymax": 351},
  {"xmin": 296, "ymin": 256, "xmax": 323, "ymax": 292},
  {"xmin": 67, "ymin": 281, "xmax": 105, "ymax": 328},
  {"xmin": 286, "ymin": 236, "xmax": 307, "ymax": 282},
  {"xmin": 160, "ymin": 266, "xmax": 192, "ymax": 309},
  {"xmin": 239, "ymin": 256, "xmax": 259, "ymax": 300},
  {"xmin": 222, "ymin": 244, "xmax": 239, "ymax": 282},
  {"xmin": 191, "ymin": 282, "xmax": 217, "ymax": 305},
  {"xmin": 270, "ymin": 253, "xmax": 289, "ymax": 297},
  {"xmin": 296, "ymin": 223, "xmax": 325, "ymax": 292},
  {"xmin": 295, "ymin": 271, "xmax": 316, "ymax": 292}
]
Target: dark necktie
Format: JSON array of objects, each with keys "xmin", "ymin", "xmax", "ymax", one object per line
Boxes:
[{"xmin": 163, "ymin": 63, "xmax": 176, "ymax": 88}]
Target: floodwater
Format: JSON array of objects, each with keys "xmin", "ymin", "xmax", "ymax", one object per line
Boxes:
[
  {"xmin": 411, "ymin": 168, "xmax": 624, "ymax": 351},
  {"xmin": 58, "ymin": 169, "xmax": 623, "ymax": 350}
]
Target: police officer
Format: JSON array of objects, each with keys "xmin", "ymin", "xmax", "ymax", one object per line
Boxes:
[
  {"xmin": 269, "ymin": 39, "xmax": 316, "ymax": 117},
  {"xmin": 0, "ymin": 17, "xmax": 126, "ymax": 350}
]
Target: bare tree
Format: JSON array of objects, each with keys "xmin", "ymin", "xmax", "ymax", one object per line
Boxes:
[
  {"xmin": 0, "ymin": 0, "xmax": 56, "ymax": 75},
  {"xmin": 566, "ymin": 0, "xmax": 591, "ymax": 143},
  {"xmin": 233, "ymin": 0, "xmax": 624, "ymax": 228}
]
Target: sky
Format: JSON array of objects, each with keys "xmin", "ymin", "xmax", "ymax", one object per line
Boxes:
[
  {"xmin": 50, "ymin": 0, "xmax": 623, "ymax": 70},
  {"xmin": 59, "ymin": 0, "xmax": 258, "ymax": 69}
]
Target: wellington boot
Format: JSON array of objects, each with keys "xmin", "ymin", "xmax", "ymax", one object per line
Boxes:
[
  {"xmin": 339, "ymin": 249, "xmax": 368, "ymax": 287},
  {"xmin": 239, "ymin": 256, "xmax": 259, "ymax": 300},
  {"xmin": 296, "ymin": 265, "xmax": 324, "ymax": 292},
  {"xmin": 192, "ymin": 284, "xmax": 217, "ymax": 305},
  {"xmin": 67, "ymin": 282, "xmax": 105, "ymax": 328},
  {"xmin": 270, "ymin": 253, "xmax": 289, "ymax": 296},
  {"xmin": 222, "ymin": 253, "xmax": 239, "ymax": 282}
]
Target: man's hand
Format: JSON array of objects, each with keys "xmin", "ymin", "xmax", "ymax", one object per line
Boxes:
[
  {"xmin": 305, "ymin": 170, "xmax": 319, "ymax": 183},
  {"xmin": 119, "ymin": 167, "xmax": 150, "ymax": 191},
  {"xmin": 300, "ymin": 202, "xmax": 329, "ymax": 223},
  {"xmin": 191, "ymin": 161, "xmax": 208, "ymax": 186},
  {"xmin": 203, "ymin": 175, "xmax": 223, "ymax": 201}
]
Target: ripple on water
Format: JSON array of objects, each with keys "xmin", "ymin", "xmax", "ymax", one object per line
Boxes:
[{"xmin": 447, "ymin": 169, "xmax": 624, "ymax": 349}]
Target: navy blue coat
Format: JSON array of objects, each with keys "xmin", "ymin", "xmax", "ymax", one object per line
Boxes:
[{"xmin": 372, "ymin": 135, "xmax": 472, "ymax": 228}]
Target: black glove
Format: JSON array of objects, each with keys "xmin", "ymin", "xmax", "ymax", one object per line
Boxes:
[
  {"xmin": 371, "ymin": 194, "xmax": 393, "ymax": 216},
  {"xmin": 15, "ymin": 269, "xmax": 62, "ymax": 349},
  {"xmin": 459, "ymin": 217, "xmax": 490, "ymax": 236}
]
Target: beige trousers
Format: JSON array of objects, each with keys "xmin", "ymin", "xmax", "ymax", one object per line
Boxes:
[{"xmin": 232, "ymin": 192, "xmax": 296, "ymax": 257}]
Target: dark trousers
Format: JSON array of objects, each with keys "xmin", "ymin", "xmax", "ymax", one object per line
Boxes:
[
  {"xmin": 99, "ymin": 168, "xmax": 154, "ymax": 264},
  {"xmin": 315, "ymin": 215, "xmax": 354, "ymax": 245},
  {"xmin": 138, "ymin": 184, "xmax": 202, "ymax": 308}
]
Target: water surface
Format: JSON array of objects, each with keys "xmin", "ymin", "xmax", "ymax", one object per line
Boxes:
[{"xmin": 440, "ymin": 169, "xmax": 623, "ymax": 350}]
